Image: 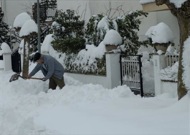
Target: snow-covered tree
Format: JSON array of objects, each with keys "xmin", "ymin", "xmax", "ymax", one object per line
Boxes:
[
  {"xmin": 155, "ymin": 0, "xmax": 188, "ymax": 99},
  {"xmin": 52, "ymin": 9, "xmax": 85, "ymax": 54}
]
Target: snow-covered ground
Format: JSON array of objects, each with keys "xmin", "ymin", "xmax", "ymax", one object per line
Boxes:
[{"xmin": 0, "ymin": 68, "xmax": 189, "ymax": 135}]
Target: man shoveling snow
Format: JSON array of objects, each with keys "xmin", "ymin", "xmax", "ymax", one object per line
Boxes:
[{"xmin": 28, "ymin": 52, "xmax": 65, "ymax": 90}]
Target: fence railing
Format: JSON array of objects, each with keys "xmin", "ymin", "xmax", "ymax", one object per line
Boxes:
[
  {"xmin": 165, "ymin": 55, "xmax": 179, "ymax": 67},
  {"xmin": 120, "ymin": 55, "xmax": 144, "ymax": 97}
]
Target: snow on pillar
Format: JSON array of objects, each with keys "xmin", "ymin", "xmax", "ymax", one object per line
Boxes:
[
  {"xmin": 152, "ymin": 54, "xmax": 166, "ymax": 96},
  {"xmin": 106, "ymin": 52, "xmax": 121, "ymax": 89},
  {"xmin": 1, "ymin": 43, "xmax": 12, "ymax": 71}
]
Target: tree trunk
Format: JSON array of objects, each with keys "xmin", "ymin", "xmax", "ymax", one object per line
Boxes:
[
  {"xmin": 176, "ymin": 15, "xmax": 189, "ymax": 100},
  {"xmin": 22, "ymin": 36, "xmax": 30, "ymax": 78}
]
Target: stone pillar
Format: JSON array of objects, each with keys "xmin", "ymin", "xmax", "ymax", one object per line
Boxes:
[
  {"xmin": 152, "ymin": 54, "xmax": 166, "ymax": 96},
  {"xmin": 3, "ymin": 53, "xmax": 12, "ymax": 71},
  {"xmin": 106, "ymin": 52, "xmax": 121, "ymax": 89}
]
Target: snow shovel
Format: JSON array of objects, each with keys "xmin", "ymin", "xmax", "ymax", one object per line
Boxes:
[{"xmin": 9, "ymin": 73, "xmax": 42, "ymax": 82}]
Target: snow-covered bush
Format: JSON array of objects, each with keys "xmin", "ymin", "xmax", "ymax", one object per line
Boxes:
[
  {"xmin": 49, "ymin": 9, "xmax": 148, "ymax": 74},
  {"xmin": 85, "ymin": 10, "xmax": 148, "ymax": 55},
  {"xmin": 42, "ymin": 34, "xmax": 106, "ymax": 75}
]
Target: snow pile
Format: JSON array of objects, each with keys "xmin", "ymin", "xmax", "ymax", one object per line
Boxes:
[
  {"xmin": 0, "ymin": 70, "xmax": 189, "ymax": 135},
  {"xmin": 160, "ymin": 62, "xmax": 178, "ymax": 81},
  {"xmin": 146, "ymin": 22, "xmax": 174, "ymax": 44}
]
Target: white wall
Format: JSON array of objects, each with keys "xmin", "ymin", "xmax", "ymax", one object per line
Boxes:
[
  {"xmin": 88, "ymin": 0, "xmax": 142, "ymax": 17},
  {"xmin": 57, "ymin": 0, "xmax": 91, "ymax": 21},
  {"xmin": 2, "ymin": 0, "xmax": 35, "ymax": 26}
]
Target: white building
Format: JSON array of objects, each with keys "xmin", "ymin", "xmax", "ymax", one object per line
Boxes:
[{"xmin": 1, "ymin": 0, "xmax": 179, "ymax": 45}]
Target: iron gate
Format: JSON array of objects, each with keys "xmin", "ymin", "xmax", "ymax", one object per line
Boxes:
[{"xmin": 120, "ymin": 55, "xmax": 144, "ymax": 97}]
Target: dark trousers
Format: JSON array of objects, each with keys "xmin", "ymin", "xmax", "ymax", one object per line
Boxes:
[{"xmin": 49, "ymin": 76, "xmax": 65, "ymax": 90}]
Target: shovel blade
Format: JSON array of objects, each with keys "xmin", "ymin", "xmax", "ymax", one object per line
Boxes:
[{"xmin": 9, "ymin": 74, "xmax": 20, "ymax": 82}]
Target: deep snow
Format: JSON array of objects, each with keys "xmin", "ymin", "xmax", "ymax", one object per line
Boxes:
[{"xmin": 0, "ymin": 69, "xmax": 189, "ymax": 135}]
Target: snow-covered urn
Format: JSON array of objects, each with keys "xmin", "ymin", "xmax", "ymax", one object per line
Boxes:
[
  {"xmin": 13, "ymin": 12, "xmax": 31, "ymax": 32},
  {"xmin": 103, "ymin": 29, "xmax": 122, "ymax": 52},
  {"xmin": 146, "ymin": 22, "xmax": 174, "ymax": 53},
  {"xmin": 0, "ymin": 43, "xmax": 12, "ymax": 71}
]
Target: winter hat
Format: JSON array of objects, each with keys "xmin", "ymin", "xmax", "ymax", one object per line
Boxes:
[{"xmin": 33, "ymin": 52, "xmax": 41, "ymax": 62}]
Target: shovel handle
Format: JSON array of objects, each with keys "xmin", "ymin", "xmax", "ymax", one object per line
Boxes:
[
  {"xmin": 19, "ymin": 75, "xmax": 42, "ymax": 80},
  {"xmin": 30, "ymin": 77, "xmax": 42, "ymax": 80}
]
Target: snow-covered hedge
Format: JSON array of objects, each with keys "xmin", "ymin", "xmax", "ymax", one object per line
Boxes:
[{"xmin": 42, "ymin": 34, "xmax": 106, "ymax": 75}]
